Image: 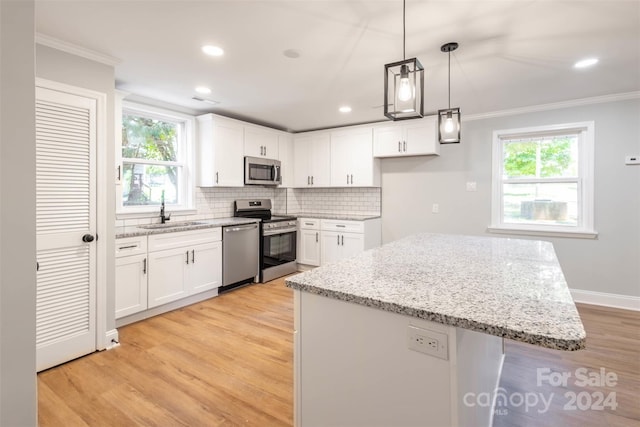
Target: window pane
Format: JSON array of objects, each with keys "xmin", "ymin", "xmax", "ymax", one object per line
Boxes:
[
  {"xmin": 503, "ymin": 182, "xmax": 578, "ymax": 226},
  {"xmin": 122, "ymin": 114, "xmax": 179, "ymax": 162},
  {"xmin": 122, "ymin": 163, "xmax": 179, "ymax": 206},
  {"xmin": 503, "ymin": 136, "xmax": 578, "ymax": 179}
]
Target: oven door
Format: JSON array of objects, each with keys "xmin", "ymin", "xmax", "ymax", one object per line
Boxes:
[
  {"xmin": 245, "ymin": 156, "xmax": 282, "ymax": 185},
  {"xmin": 262, "ymin": 228, "xmax": 296, "ymax": 270}
]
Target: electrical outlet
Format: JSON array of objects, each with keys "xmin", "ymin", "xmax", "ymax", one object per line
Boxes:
[
  {"xmin": 432, "ymin": 204, "xmax": 439, "ymax": 214},
  {"xmin": 466, "ymin": 181, "xmax": 477, "ymax": 191},
  {"xmin": 407, "ymin": 326, "xmax": 448, "ymax": 360}
]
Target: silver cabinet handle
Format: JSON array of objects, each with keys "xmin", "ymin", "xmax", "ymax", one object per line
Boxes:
[
  {"xmin": 341, "ymin": 235, "xmax": 344, "ymax": 246},
  {"xmin": 307, "ymin": 176, "xmax": 310, "ymax": 185},
  {"xmin": 117, "ymin": 165, "xmax": 121, "ymax": 181},
  {"xmin": 215, "ymin": 172, "xmax": 219, "ymax": 184},
  {"xmin": 192, "ymin": 249, "xmax": 195, "ymax": 263},
  {"xmin": 316, "ymin": 232, "xmax": 318, "ymax": 242},
  {"xmin": 143, "ymin": 258, "xmax": 147, "ymax": 274},
  {"xmin": 336, "ymin": 224, "xmax": 346, "ymax": 228},
  {"xmin": 350, "ymin": 174, "xmax": 353, "ymax": 184},
  {"xmin": 311, "ymin": 176, "xmax": 314, "ymax": 185},
  {"xmin": 403, "ymin": 141, "xmax": 407, "ymax": 152},
  {"xmin": 305, "ymin": 222, "xmax": 314, "ymax": 226},
  {"xmin": 398, "ymin": 141, "xmax": 402, "ymax": 152},
  {"xmin": 225, "ymin": 223, "xmax": 258, "ymax": 232},
  {"xmin": 347, "ymin": 174, "xmax": 349, "ymax": 184},
  {"xmin": 264, "ymin": 146, "xmax": 267, "ymax": 156},
  {"xmin": 186, "ymin": 251, "xmax": 190, "ymax": 264},
  {"xmin": 118, "ymin": 244, "xmax": 137, "ymax": 250},
  {"xmin": 337, "ymin": 235, "xmax": 340, "ymax": 245}
]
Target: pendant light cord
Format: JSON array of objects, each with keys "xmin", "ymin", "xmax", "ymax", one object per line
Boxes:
[
  {"xmin": 402, "ymin": 0, "xmax": 406, "ymax": 60},
  {"xmin": 448, "ymin": 50, "xmax": 451, "ymax": 108}
]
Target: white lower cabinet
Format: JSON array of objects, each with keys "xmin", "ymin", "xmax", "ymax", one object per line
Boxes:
[
  {"xmin": 298, "ymin": 218, "xmax": 321, "ymax": 267},
  {"xmin": 298, "ymin": 218, "xmax": 381, "ymax": 266},
  {"xmin": 115, "ymin": 236, "xmax": 148, "ymax": 319},
  {"xmin": 147, "ymin": 228, "xmax": 222, "ymax": 309},
  {"xmin": 321, "ymin": 230, "xmax": 365, "ymax": 264}
]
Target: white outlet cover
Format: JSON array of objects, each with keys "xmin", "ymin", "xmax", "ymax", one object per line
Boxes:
[
  {"xmin": 625, "ymin": 155, "xmax": 640, "ymax": 165},
  {"xmin": 466, "ymin": 181, "xmax": 477, "ymax": 191},
  {"xmin": 407, "ymin": 325, "xmax": 448, "ymax": 360}
]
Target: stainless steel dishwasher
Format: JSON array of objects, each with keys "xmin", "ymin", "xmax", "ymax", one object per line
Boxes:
[{"xmin": 222, "ymin": 222, "xmax": 259, "ymax": 287}]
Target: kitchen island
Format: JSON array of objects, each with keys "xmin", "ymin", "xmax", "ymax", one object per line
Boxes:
[{"xmin": 285, "ymin": 233, "xmax": 585, "ymax": 427}]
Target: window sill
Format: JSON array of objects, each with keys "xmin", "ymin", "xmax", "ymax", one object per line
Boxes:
[
  {"xmin": 116, "ymin": 208, "xmax": 197, "ymax": 221},
  {"xmin": 487, "ymin": 225, "xmax": 598, "ymax": 240}
]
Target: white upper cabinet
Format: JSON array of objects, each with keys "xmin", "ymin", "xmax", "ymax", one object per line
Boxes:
[
  {"xmin": 293, "ymin": 133, "xmax": 331, "ymax": 187},
  {"xmin": 197, "ymin": 114, "xmax": 244, "ymax": 187},
  {"xmin": 278, "ymin": 133, "xmax": 294, "ymax": 188},
  {"xmin": 330, "ymin": 127, "xmax": 380, "ymax": 187},
  {"xmin": 373, "ymin": 116, "xmax": 440, "ymax": 157},
  {"xmin": 244, "ymin": 125, "xmax": 279, "ymax": 159}
]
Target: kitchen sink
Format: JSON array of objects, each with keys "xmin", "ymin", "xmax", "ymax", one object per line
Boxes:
[{"xmin": 137, "ymin": 221, "xmax": 207, "ymax": 229}]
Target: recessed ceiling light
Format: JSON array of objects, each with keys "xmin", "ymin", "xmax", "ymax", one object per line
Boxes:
[
  {"xmin": 202, "ymin": 45, "xmax": 224, "ymax": 57},
  {"xmin": 195, "ymin": 86, "xmax": 211, "ymax": 94},
  {"xmin": 574, "ymin": 58, "xmax": 598, "ymax": 69},
  {"xmin": 339, "ymin": 106, "xmax": 352, "ymax": 113}
]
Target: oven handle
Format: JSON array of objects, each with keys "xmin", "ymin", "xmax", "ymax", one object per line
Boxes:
[{"xmin": 262, "ymin": 227, "xmax": 297, "ymax": 236}]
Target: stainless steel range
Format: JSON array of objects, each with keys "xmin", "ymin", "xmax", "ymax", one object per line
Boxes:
[{"xmin": 234, "ymin": 199, "xmax": 297, "ymax": 282}]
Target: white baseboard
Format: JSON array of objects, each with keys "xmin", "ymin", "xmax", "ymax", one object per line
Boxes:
[
  {"xmin": 570, "ymin": 289, "xmax": 640, "ymax": 311},
  {"xmin": 104, "ymin": 329, "xmax": 120, "ymax": 350}
]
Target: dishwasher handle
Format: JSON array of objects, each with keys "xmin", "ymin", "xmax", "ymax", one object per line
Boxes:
[{"xmin": 225, "ymin": 224, "xmax": 258, "ymax": 233}]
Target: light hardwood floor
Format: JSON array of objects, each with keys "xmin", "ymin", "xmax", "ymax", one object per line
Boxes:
[{"xmin": 39, "ymin": 278, "xmax": 639, "ymax": 426}]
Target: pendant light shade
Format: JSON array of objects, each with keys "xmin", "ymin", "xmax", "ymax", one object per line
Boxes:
[
  {"xmin": 384, "ymin": 58, "xmax": 424, "ymax": 120},
  {"xmin": 438, "ymin": 107, "xmax": 461, "ymax": 143},
  {"xmin": 439, "ymin": 42, "xmax": 461, "ymax": 144},
  {"xmin": 384, "ymin": 0, "xmax": 424, "ymax": 121}
]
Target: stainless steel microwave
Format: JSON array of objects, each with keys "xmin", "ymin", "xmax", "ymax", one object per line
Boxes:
[{"xmin": 244, "ymin": 156, "xmax": 282, "ymax": 186}]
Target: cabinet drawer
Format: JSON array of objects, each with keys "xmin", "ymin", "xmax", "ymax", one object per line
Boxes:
[
  {"xmin": 299, "ymin": 218, "xmax": 320, "ymax": 230},
  {"xmin": 321, "ymin": 219, "xmax": 364, "ymax": 233},
  {"xmin": 148, "ymin": 227, "xmax": 221, "ymax": 252},
  {"xmin": 115, "ymin": 236, "xmax": 147, "ymax": 258}
]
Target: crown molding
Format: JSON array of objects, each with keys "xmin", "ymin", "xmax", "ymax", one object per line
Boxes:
[
  {"xmin": 36, "ymin": 33, "xmax": 121, "ymax": 67},
  {"xmin": 465, "ymin": 91, "xmax": 640, "ymax": 122}
]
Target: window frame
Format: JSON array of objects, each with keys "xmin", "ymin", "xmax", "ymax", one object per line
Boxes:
[
  {"xmin": 117, "ymin": 102, "xmax": 195, "ymax": 217},
  {"xmin": 489, "ymin": 121, "xmax": 597, "ymax": 239}
]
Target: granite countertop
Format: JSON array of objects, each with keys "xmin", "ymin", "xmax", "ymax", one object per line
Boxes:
[
  {"xmin": 116, "ymin": 217, "xmax": 259, "ymax": 238},
  {"xmin": 285, "ymin": 233, "xmax": 586, "ymax": 351},
  {"xmin": 289, "ymin": 213, "xmax": 381, "ymax": 221}
]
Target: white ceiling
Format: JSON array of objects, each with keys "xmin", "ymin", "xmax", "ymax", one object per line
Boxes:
[{"xmin": 35, "ymin": 0, "xmax": 640, "ymax": 132}]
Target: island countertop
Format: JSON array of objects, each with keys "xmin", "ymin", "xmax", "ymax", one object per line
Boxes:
[{"xmin": 285, "ymin": 233, "xmax": 586, "ymax": 351}]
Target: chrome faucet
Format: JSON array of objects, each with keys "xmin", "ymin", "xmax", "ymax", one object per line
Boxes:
[{"xmin": 160, "ymin": 191, "xmax": 171, "ymax": 224}]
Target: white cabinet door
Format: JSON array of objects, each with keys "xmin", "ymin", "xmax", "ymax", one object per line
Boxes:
[
  {"xmin": 373, "ymin": 117, "xmax": 439, "ymax": 157},
  {"xmin": 373, "ymin": 126, "xmax": 404, "ymax": 157},
  {"xmin": 404, "ymin": 117, "xmax": 439, "ymax": 156},
  {"xmin": 278, "ymin": 133, "xmax": 294, "ymax": 187},
  {"xmin": 188, "ymin": 241, "xmax": 222, "ymax": 293},
  {"xmin": 298, "ymin": 228, "xmax": 321, "ymax": 266},
  {"xmin": 331, "ymin": 127, "xmax": 377, "ymax": 187},
  {"xmin": 245, "ymin": 126, "xmax": 279, "ymax": 158},
  {"xmin": 310, "ymin": 133, "xmax": 331, "ymax": 186},
  {"xmin": 148, "ymin": 247, "xmax": 189, "ymax": 308},
  {"xmin": 294, "ymin": 133, "xmax": 331, "ymax": 187},
  {"xmin": 197, "ymin": 114, "xmax": 244, "ymax": 187},
  {"xmin": 341, "ymin": 232, "xmax": 365, "ymax": 260},
  {"xmin": 321, "ymin": 231, "xmax": 342, "ymax": 264},
  {"xmin": 293, "ymin": 135, "xmax": 311, "ymax": 187},
  {"xmin": 115, "ymin": 254, "xmax": 147, "ymax": 318}
]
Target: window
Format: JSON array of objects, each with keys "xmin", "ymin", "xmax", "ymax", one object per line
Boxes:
[
  {"xmin": 118, "ymin": 103, "xmax": 194, "ymax": 214},
  {"xmin": 490, "ymin": 122, "xmax": 596, "ymax": 238}
]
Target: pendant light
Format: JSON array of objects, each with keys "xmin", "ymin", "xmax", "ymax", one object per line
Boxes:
[
  {"xmin": 384, "ymin": 0, "xmax": 424, "ymax": 121},
  {"xmin": 438, "ymin": 42, "xmax": 461, "ymax": 143}
]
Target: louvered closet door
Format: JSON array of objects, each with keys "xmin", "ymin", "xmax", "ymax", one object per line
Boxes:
[{"xmin": 36, "ymin": 86, "xmax": 97, "ymax": 372}]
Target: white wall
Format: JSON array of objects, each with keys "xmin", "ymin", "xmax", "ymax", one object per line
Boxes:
[
  {"xmin": 382, "ymin": 97, "xmax": 640, "ymax": 299},
  {"xmin": 0, "ymin": 1, "xmax": 38, "ymax": 424},
  {"xmin": 35, "ymin": 45, "xmax": 117, "ymax": 333}
]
